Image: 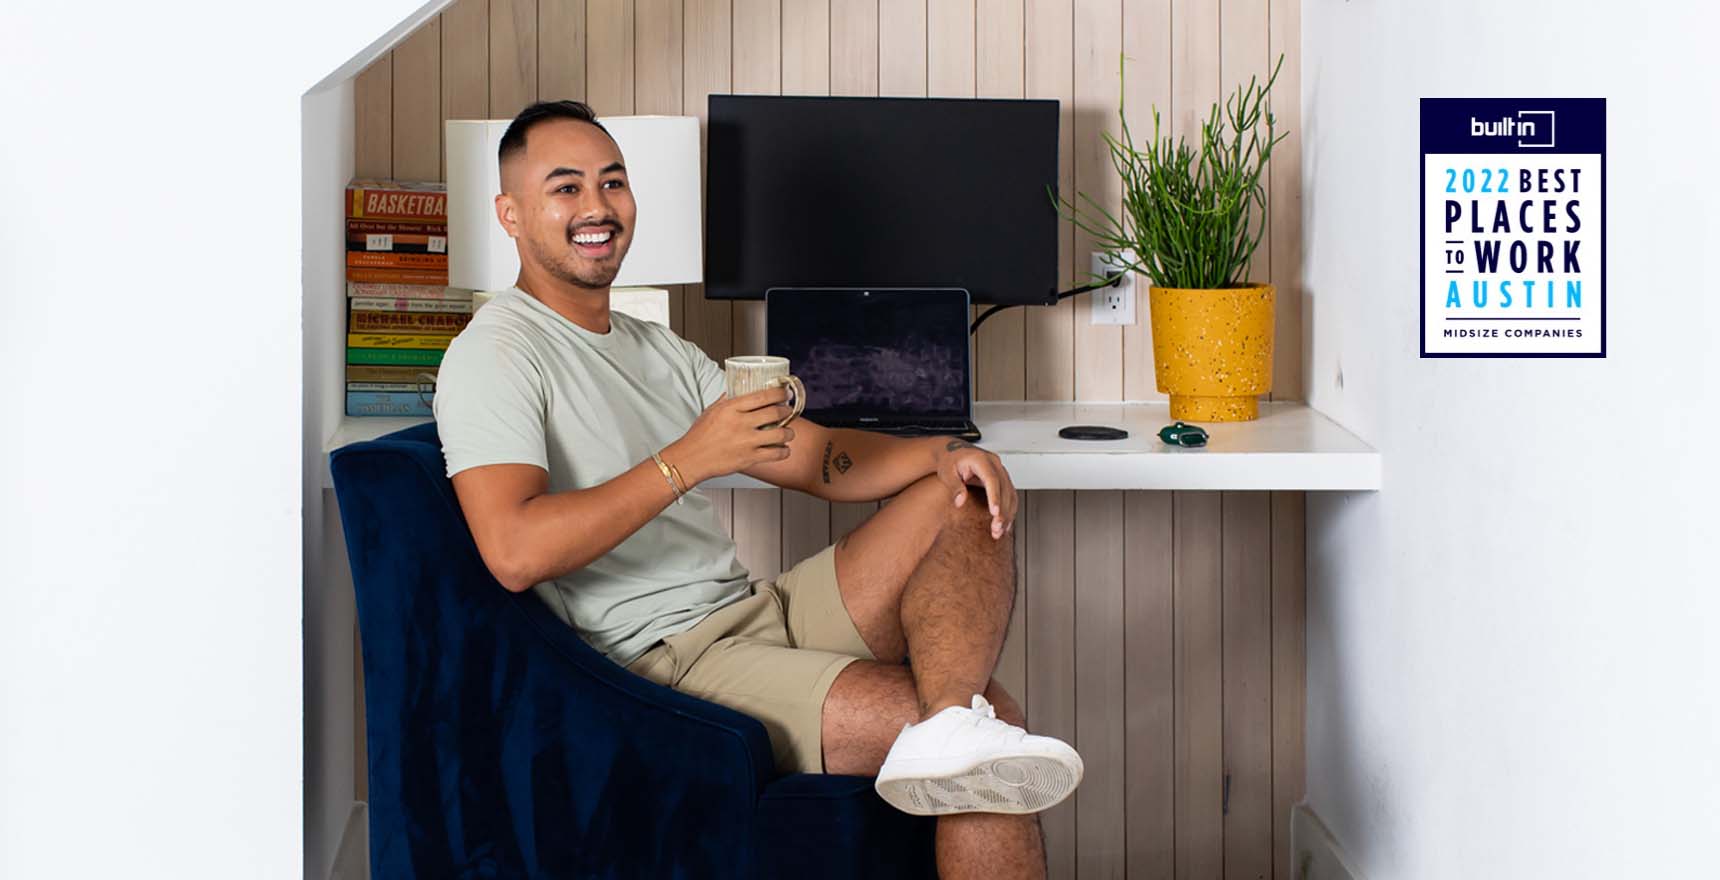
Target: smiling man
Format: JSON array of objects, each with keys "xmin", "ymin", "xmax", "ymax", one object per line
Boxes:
[{"xmin": 432, "ymin": 100, "xmax": 1083, "ymax": 879}]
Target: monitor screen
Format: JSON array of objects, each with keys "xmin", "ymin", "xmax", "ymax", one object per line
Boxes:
[
  {"xmin": 706, "ymin": 95, "xmax": 1059, "ymax": 305},
  {"xmin": 767, "ymin": 289, "xmax": 972, "ymax": 419}
]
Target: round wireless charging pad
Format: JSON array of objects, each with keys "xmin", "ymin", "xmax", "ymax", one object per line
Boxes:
[{"xmin": 1058, "ymin": 425, "xmax": 1129, "ymax": 441}]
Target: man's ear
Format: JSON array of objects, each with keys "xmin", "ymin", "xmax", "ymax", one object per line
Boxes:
[{"xmin": 494, "ymin": 193, "xmax": 520, "ymax": 239}]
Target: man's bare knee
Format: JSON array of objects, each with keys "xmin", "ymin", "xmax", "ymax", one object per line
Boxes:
[
  {"xmin": 890, "ymin": 473, "xmax": 1000, "ymax": 540},
  {"xmin": 894, "ymin": 473, "xmax": 949, "ymax": 512}
]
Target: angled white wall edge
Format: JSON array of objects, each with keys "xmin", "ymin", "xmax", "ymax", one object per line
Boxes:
[
  {"xmin": 1292, "ymin": 804, "xmax": 1367, "ymax": 880},
  {"xmin": 323, "ymin": 400, "xmax": 1380, "ymax": 492}
]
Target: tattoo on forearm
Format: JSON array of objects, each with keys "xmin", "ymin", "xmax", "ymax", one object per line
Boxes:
[
  {"xmin": 822, "ymin": 441, "xmax": 854, "ymax": 484},
  {"xmin": 945, "ymin": 439, "xmax": 975, "ymax": 452}
]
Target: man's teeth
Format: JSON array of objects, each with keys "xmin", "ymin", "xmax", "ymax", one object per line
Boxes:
[{"xmin": 573, "ymin": 229, "xmax": 613, "ymax": 245}]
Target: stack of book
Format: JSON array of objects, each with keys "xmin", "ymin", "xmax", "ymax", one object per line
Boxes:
[{"xmin": 344, "ymin": 179, "xmax": 473, "ymax": 417}]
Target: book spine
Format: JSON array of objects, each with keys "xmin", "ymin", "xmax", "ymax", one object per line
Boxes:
[
  {"xmin": 346, "ymin": 251, "xmax": 450, "ymax": 270},
  {"xmin": 346, "ymin": 220, "xmax": 448, "ymax": 235},
  {"xmin": 347, "ymin": 382, "xmax": 436, "ymax": 393},
  {"xmin": 348, "ymin": 295, "xmax": 474, "ymax": 314},
  {"xmin": 346, "ymin": 185, "xmax": 448, "ymax": 222},
  {"xmin": 347, "ymin": 348, "xmax": 446, "ymax": 366},
  {"xmin": 346, "ymin": 231, "xmax": 448, "ymax": 254},
  {"xmin": 345, "ymin": 282, "xmax": 470, "ymax": 301},
  {"xmin": 346, "ymin": 365, "xmax": 439, "ymax": 383},
  {"xmin": 346, "ymin": 391, "xmax": 435, "ymax": 417},
  {"xmin": 345, "ymin": 267, "xmax": 451, "ymax": 285},
  {"xmin": 349, "ymin": 310, "xmax": 472, "ymax": 334},
  {"xmin": 348, "ymin": 333, "xmax": 454, "ymax": 350}
]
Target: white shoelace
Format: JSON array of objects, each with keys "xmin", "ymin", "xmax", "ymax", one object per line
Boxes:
[{"xmin": 966, "ymin": 695, "xmax": 1027, "ymax": 743}]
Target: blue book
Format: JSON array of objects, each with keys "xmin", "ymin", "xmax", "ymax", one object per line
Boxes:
[{"xmin": 346, "ymin": 390, "xmax": 433, "ymax": 417}]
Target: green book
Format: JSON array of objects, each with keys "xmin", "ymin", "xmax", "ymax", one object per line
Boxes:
[{"xmin": 347, "ymin": 347, "xmax": 446, "ymax": 366}]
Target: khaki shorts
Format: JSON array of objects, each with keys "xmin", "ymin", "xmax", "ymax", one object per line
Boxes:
[{"xmin": 625, "ymin": 545, "xmax": 877, "ymax": 775}]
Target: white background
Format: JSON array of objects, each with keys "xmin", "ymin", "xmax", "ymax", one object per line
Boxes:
[
  {"xmin": 0, "ymin": 1, "xmax": 424, "ymax": 877},
  {"xmin": 1306, "ymin": 0, "xmax": 1719, "ymax": 877},
  {"xmin": 1422, "ymin": 153, "xmax": 1604, "ymax": 354}
]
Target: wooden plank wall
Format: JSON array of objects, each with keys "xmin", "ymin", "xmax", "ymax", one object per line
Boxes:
[{"xmin": 352, "ymin": 1, "xmax": 1305, "ymax": 876}]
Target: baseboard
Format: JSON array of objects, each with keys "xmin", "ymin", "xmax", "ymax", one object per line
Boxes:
[
  {"xmin": 1291, "ymin": 803, "xmax": 1366, "ymax": 880},
  {"xmin": 328, "ymin": 801, "xmax": 368, "ymax": 880}
]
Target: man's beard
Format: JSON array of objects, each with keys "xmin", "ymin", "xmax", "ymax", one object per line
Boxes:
[{"xmin": 524, "ymin": 233, "xmax": 623, "ymax": 289}]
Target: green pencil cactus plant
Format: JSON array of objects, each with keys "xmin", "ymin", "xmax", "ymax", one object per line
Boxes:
[
  {"xmin": 1055, "ymin": 53, "xmax": 1290, "ymax": 423},
  {"xmin": 1057, "ymin": 53, "xmax": 1287, "ymax": 290}
]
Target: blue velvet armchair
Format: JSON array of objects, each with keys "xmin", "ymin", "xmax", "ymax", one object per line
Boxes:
[{"xmin": 330, "ymin": 423, "xmax": 936, "ymax": 879}]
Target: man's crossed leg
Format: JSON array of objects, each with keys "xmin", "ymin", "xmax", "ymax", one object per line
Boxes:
[{"xmin": 822, "ymin": 473, "xmax": 1082, "ymax": 880}]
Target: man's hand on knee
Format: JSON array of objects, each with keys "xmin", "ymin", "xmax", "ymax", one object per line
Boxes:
[{"xmin": 933, "ymin": 439, "xmax": 1018, "ymax": 539}]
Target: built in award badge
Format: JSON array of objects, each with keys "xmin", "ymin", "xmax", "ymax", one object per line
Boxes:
[{"xmin": 1420, "ymin": 99, "xmax": 1606, "ymax": 357}]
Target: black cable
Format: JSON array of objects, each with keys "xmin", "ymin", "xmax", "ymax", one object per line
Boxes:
[{"xmin": 969, "ymin": 273, "xmax": 1125, "ymax": 335}]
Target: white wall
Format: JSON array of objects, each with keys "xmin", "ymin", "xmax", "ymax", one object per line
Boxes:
[
  {"xmin": 302, "ymin": 79, "xmax": 360, "ymax": 880},
  {"xmin": 0, "ymin": 2, "xmax": 430, "ymax": 877},
  {"xmin": 1301, "ymin": 1, "xmax": 1720, "ymax": 877}
]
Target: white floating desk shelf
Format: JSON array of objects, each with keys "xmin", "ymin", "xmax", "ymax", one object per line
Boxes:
[{"xmin": 324, "ymin": 401, "xmax": 1379, "ymax": 492}]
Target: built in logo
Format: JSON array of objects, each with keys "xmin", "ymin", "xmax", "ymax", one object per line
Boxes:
[{"xmin": 1421, "ymin": 99, "xmax": 1605, "ymax": 357}]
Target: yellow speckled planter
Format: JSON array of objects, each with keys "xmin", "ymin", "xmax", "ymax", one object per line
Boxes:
[{"xmin": 1148, "ymin": 283, "xmax": 1276, "ymax": 422}]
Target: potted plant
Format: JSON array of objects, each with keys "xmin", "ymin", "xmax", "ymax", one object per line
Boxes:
[{"xmin": 1059, "ymin": 55, "xmax": 1286, "ymax": 422}]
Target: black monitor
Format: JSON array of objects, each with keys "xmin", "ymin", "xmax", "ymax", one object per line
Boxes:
[{"xmin": 704, "ymin": 95, "xmax": 1059, "ymax": 305}]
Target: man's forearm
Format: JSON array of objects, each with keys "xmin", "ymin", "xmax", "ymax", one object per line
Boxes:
[{"xmin": 806, "ymin": 429, "xmax": 951, "ymax": 502}]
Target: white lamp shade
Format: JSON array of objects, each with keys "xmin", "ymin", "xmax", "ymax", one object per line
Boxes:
[{"xmin": 445, "ymin": 115, "xmax": 703, "ymax": 292}]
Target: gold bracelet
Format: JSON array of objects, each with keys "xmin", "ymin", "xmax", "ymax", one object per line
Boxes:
[
  {"xmin": 666, "ymin": 461, "xmax": 690, "ymax": 495},
  {"xmin": 651, "ymin": 452, "xmax": 686, "ymax": 504}
]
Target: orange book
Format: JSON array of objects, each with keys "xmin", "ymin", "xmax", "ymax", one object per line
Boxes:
[
  {"xmin": 346, "ymin": 251, "xmax": 450, "ymax": 270},
  {"xmin": 346, "ymin": 229, "xmax": 447, "ymax": 254},
  {"xmin": 346, "ymin": 179, "xmax": 447, "ymax": 222},
  {"xmin": 346, "ymin": 267, "xmax": 451, "ymax": 285},
  {"xmin": 347, "ymin": 219, "xmax": 448, "ymax": 236}
]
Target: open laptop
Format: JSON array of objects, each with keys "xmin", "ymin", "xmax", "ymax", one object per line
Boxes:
[{"xmin": 766, "ymin": 288, "xmax": 981, "ymax": 441}]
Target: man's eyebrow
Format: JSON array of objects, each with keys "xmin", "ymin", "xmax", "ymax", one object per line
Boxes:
[{"xmin": 543, "ymin": 162, "xmax": 625, "ymax": 183}]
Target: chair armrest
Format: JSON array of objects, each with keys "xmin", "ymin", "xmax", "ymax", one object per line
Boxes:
[
  {"xmin": 496, "ymin": 595, "xmax": 777, "ymax": 876},
  {"xmin": 510, "ymin": 591, "xmax": 777, "ymax": 795}
]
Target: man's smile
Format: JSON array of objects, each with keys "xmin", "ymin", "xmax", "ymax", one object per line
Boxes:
[{"xmin": 569, "ymin": 224, "xmax": 619, "ymax": 259}]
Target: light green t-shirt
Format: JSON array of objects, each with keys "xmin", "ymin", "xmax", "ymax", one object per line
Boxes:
[{"xmin": 432, "ymin": 286, "xmax": 749, "ymax": 668}]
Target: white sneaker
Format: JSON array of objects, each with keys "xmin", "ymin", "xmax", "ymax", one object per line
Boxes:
[{"xmin": 873, "ymin": 694, "xmax": 1084, "ymax": 816}]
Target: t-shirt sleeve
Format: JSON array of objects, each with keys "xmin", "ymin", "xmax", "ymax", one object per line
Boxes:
[
  {"xmin": 432, "ymin": 325, "xmax": 550, "ymax": 478},
  {"xmin": 686, "ymin": 338, "xmax": 727, "ymax": 409}
]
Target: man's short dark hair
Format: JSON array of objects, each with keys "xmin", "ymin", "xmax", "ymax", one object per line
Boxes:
[{"xmin": 498, "ymin": 100, "xmax": 611, "ymax": 167}]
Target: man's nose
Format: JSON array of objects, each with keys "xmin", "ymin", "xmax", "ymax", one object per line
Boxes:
[{"xmin": 576, "ymin": 187, "xmax": 617, "ymax": 220}]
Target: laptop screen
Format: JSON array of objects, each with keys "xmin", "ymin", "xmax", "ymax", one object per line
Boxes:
[{"xmin": 766, "ymin": 288, "xmax": 972, "ymax": 421}]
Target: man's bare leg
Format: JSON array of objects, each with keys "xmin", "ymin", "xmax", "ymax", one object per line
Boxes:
[
  {"xmin": 823, "ymin": 473, "xmax": 1045, "ymax": 879},
  {"xmin": 822, "ymin": 662, "xmax": 1046, "ymax": 880}
]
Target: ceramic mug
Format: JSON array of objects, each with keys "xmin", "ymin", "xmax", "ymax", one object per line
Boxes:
[{"xmin": 723, "ymin": 355, "xmax": 806, "ymax": 428}]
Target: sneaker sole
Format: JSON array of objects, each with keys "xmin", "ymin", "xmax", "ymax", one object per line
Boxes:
[{"xmin": 874, "ymin": 753, "xmax": 1083, "ymax": 816}]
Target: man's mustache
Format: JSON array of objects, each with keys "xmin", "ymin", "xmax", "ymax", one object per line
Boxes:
[{"xmin": 569, "ymin": 220, "xmax": 624, "ymax": 235}]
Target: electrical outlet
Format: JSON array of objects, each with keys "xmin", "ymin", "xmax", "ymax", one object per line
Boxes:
[{"xmin": 1088, "ymin": 251, "xmax": 1136, "ymax": 326}]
